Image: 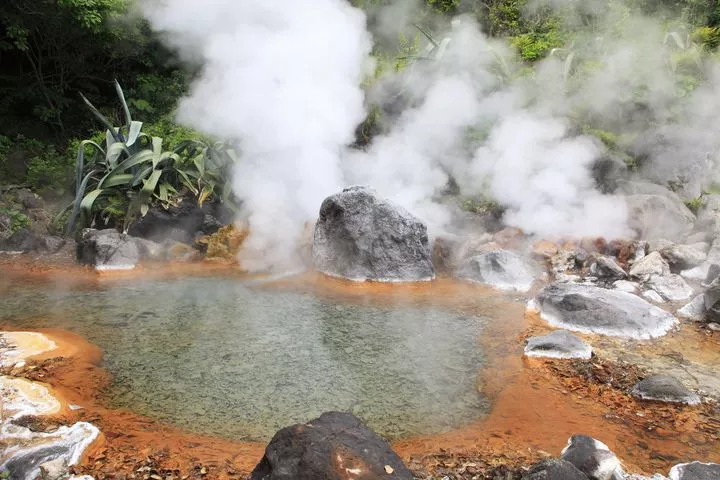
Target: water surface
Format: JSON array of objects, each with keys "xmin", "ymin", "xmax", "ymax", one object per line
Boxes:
[{"xmin": 0, "ymin": 274, "xmax": 489, "ymax": 441}]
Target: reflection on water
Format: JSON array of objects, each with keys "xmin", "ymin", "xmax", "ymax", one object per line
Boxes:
[{"xmin": 0, "ymin": 275, "xmax": 488, "ymax": 441}]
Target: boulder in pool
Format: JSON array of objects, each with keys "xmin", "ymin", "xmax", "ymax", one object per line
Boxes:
[
  {"xmin": 249, "ymin": 411, "xmax": 413, "ymax": 480},
  {"xmin": 524, "ymin": 330, "xmax": 592, "ymax": 360},
  {"xmin": 457, "ymin": 249, "xmax": 535, "ymax": 292},
  {"xmin": 533, "ymin": 283, "xmax": 678, "ymax": 339},
  {"xmin": 631, "ymin": 375, "xmax": 700, "ymax": 405},
  {"xmin": 77, "ymin": 228, "xmax": 163, "ymax": 270},
  {"xmin": 669, "ymin": 462, "xmax": 720, "ymax": 480},
  {"xmin": 312, "ymin": 187, "xmax": 434, "ymax": 282}
]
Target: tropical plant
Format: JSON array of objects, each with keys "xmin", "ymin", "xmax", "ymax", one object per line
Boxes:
[{"xmin": 65, "ymin": 81, "xmax": 239, "ymax": 234}]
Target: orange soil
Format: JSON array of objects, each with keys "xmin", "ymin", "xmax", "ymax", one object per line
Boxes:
[{"xmin": 2, "ymin": 259, "xmax": 719, "ymax": 478}]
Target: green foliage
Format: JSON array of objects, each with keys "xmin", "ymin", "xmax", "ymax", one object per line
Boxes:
[
  {"xmin": 460, "ymin": 197, "xmax": 504, "ymax": 217},
  {"xmin": 0, "ymin": 208, "xmax": 30, "ymax": 233},
  {"xmin": 692, "ymin": 26, "xmax": 720, "ymax": 50},
  {"xmin": 426, "ymin": 0, "xmax": 460, "ymax": 14},
  {"xmin": 512, "ymin": 30, "xmax": 564, "ymax": 61},
  {"xmin": 684, "ymin": 196, "xmax": 704, "ymax": 214},
  {"xmin": 66, "ymin": 81, "xmax": 240, "ymax": 234}
]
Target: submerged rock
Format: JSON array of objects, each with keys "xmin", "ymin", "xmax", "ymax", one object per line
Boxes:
[
  {"xmin": 457, "ymin": 249, "xmax": 535, "ymax": 292},
  {"xmin": 631, "ymin": 375, "xmax": 701, "ymax": 405},
  {"xmin": 560, "ymin": 435, "xmax": 622, "ymax": 480},
  {"xmin": 646, "ymin": 274, "xmax": 693, "ymax": 302},
  {"xmin": 669, "ymin": 462, "xmax": 720, "ymax": 480},
  {"xmin": 523, "ymin": 458, "xmax": 589, "ymax": 480},
  {"xmin": 534, "ymin": 283, "xmax": 678, "ymax": 339},
  {"xmin": 249, "ymin": 411, "xmax": 413, "ymax": 480},
  {"xmin": 312, "ymin": 187, "xmax": 434, "ymax": 282},
  {"xmin": 524, "ymin": 330, "xmax": 592, "ymax": 360}
]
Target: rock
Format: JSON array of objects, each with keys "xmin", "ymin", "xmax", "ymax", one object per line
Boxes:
[
  {"xmin": 0, "ymin": 212, "xmax": 12, "ymax": 240},
  {"xmin": 201, "ymin": 213, "xmax": 224, "ymax": 235},
  {"xmin": 669, "ymin": 462, "xmax": 720, "ymax": 480},
  {"xmin": 13, "ymin": 188, "xmax": 45, "ymax": 210},
  {"xmin": 632, "ymin": 375, "xmax": 700, "ymax": 405},
  {"xmin": 523, "ymin": 458, "xmax": 590, "ymax": 480},
  {"xmin": 77, "ymin": 229, "xmax": 161, "ymax": 269},
  {"xmin": 457, "ymin": 250, "xmax": 535, "ymax": 292},
  {"xmin": 128, "ymin": 199, "xmax": 228, "ymax": 244},
  {"xmin": 534, "ymin": 283, "xmax": 678, "ymax": 339},
  {"xmin": 646, "ymin": 274, "xmax": 693, "ymax": 302},
  {"xmin": 695, "ymin": 194, "xmax": 720, "ymax": 233},
  {"xmin": 677, "ymin": 295, "xmax": 706, "ymax": 322},
  {"xmin": 591, "ymin": 256, "xmax": 627, "ymax": 279},
  {"xmin": 431, "ymin": 233, "xmax": 494, "ymax": 274},
  {"xmin": 660, "ymin": 244, "xmax": 708, "ymax": 270},
  {"xmin": 685, "ymin": 232, "xmax": 710, "ymax": 244},
  {"xmin": 249, "ymin": 411, "xmax": 413, "ymax": 480},
  {"xmin": 648, "ymin": 239, "xmax": 675, "ymax": 253},
  {"xmin": 560, "ymin": 435, "xmax": 622, "ymax": 480},
  {"xmin": 312, "ymin": 187, "xmax": 434, "ymax": 282},
  {"xmin": 629, "ymin": 252, "xmax": 671, "ymax": 279},
  {"xmin": 0, "ymin": 228, "xmax": 65, "ymax": 254},
  {"xmin": 708, "ymin": 322, "xmax": 720, "ymax": 331},
  {"xmin": 524, "ymin": 330, "xmax": 592, "ymax": 360},
  {"xmin": 39, "ymin": 457, "xmax": 68, "ymax": 480},
  {"xmin": 642, "ymin": 290, "xmax": 666, "ymax": 304},
  {"xmin": 613, "ymin": 280, "xmax": 638, "ymax": 293},
  {"xmin": 625, "ymin": 194, "xmax": 695, "ymax": 241}
]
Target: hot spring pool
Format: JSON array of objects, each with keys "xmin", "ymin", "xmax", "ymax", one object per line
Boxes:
[{"xmin": 0, "ymin": 273, "xmax": 491, "ymax": 441}]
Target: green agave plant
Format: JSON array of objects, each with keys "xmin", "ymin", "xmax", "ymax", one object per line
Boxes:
[{"xmin": 66, "ymin": 81, "xmax": 239, "ymax": 234}]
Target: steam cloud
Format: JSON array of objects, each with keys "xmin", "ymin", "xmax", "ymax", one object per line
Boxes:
[{"xmin": 140, "ymin": 0, "xmax": 720, "ymax": 271}]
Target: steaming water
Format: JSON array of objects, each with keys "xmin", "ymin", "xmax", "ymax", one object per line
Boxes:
[{"xmin": 0, "ymin": 276, "xmax": 488, "ymax": 441}]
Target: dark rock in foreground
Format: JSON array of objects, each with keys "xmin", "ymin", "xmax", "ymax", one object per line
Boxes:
[
  {"xmin": 523, "ymin": 458, "xmax": 590, "ymax": 480},
  {"xmin": 534, "ymin": 283, "xmax": 678, "ymax": 339},
  {"xmin": 312, "ymin": 187, "xmax": 434, "ymax": 282},
  {"xmin": 632, "ymin": 375, "xmax": 700, "ymax": 405},
  {"xmin": 250, "ymin": 411, "xmax": 413, "ymax": 480},
  {"xmin": 669, "ymin": 462, "xmax": 720, "ymax": 480},
  {"xmin": 560, "ymin": 435, "xmax": 621, "ymax": 480},
  {"xmin": 457, "ymin": 249, "xmax": 535, "ymax": 292},
  {"xmin": 524, "ymin": 330, "xmax": 592, "ymax": 360}
]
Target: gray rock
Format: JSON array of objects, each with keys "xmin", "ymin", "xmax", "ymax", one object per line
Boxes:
[
  {"xmin": 660, "ymin": 244, "xmax": 708, "ymax": 270},
  {"xmin": 39, "ymin": 457, "xmax": 69, "ymax": 480},
  {"xmin": 457, "ymin": 250, "xmax": 535, "ymax": 292},
  {"xmin": 648, "ymin": 239, "xmax": 675, "ymax": 253},
  {"xmin": 561, "ymin": 435, "xmax": 622, "ymax": 480},
  {"xmin": 695, "ymin": 194, "xmax": 720, "ymax": 233},
  {"xmin": 629, "ymin": 252, "xmax": 671, "ymax": 279},
  {"xmin": 0, "ymin": 228, "xmax": 65, "ymax": 254},
  {"xmin": 13, "ymin": 188, "xmax": 44, "ymax": 210},
  {"xmin": 523, "ymin": 458, "xmax": 590, "ymax": 480},
  {"xmin": 632, "ymin": 375, "xmax": 700, "ymax": 405},
  {"xmin": 646, "ymin": 274, "xmax": 693, "ymax": 302},
  {"xmin": 625, "ymin": 195, "xmax": 695, "ymax": 241},
  {"xmin": 685, "ymin": 232, "xmax": 710, "ymax": 245},
  {"xmin": 524, "ymin": 330, "xmax": 593, "ymax": 360},
  {"xmin": 591, "ymin": 256, "xmax": 627, "ymax": 279},
  {"xmin": 312, "ymin": 187, "xmax": 434, "ymax": 282},
  {"xmin": 613, "ymin": 280, "xmax": 638, "ymax": 293},
  {"xmin": 642, "ymin": 290, "xmax": 666, "ymax": 304},
  {"xmin": 669, "ymin": 462, "xmax": 720, "ymax": 480},
  {"xmin": 677, "ymin": 295, "xmax": 706, "ymax": 322},
  {"xmin": 534, "ymin": 283, "xmax": 678, "ymax": 339},
  {"xmin": 76, "ymin": 229, "xmax": 161, "ymax": 269}
]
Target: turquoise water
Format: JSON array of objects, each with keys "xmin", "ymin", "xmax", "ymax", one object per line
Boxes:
[{"xmin": 0, "ymin": 274, "xmax": 488, "ymax": 441}]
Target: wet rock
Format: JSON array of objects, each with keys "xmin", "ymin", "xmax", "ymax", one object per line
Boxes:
[
  {"xmin": 249, "ymin": 411, "xmax": 413, "ymax": 480},
  {"xmin": 457, "ymin": 250, "xmax": 535, "ymax": 292},
  {"xmin": 77, "ymin": 229, "xmax": 161, "ymax": 269},
  {"xmin": 312, "ymin": 187, "xmax": 434, "ymax": 282},
  {"xmin": 642, "ymin": 290, "xmax": 666, "ymax": 304},
  {"xmin": 677, "ymin": 295, "xmax": 706, "ymax": 322},
  {"xmin": 669, "ymin": 461, "xmax": 720, "ymax": 480},
  {"xmin": 629, "ymin": 252, "xmax": 671, "ymax": 279},
  {"xmin": 128, "ymin": 199, "xmax": 230, "ymax": 244},
  {"xmin": 534, "ymin": 283, "xmax": 678, "ymax": 339},
  {"xmin": 631, "ymin": 375, "xmax": 700, "ymax": 405},
  {"xmin": 660, "ymin": 244, "xmax": 708, "ymax": 270},
  {"xmin": 523, "ymin": 458, "xmax": 589, "ymax": 480},
  {"xmin": 613, "ymin": 280, "xmax": 638, "ymax": 293},
  {"xmin": 591, "ymin": 256, "xmax": 627, "ymax": 279},
  {"xmin": 625, "ymin": 194, "xmax": 695, "ymax": 241},
  {"xmin": 0, "ymin": 228, "xmax": 65, "ymax": 254},
  {"xmin": 560, "ymin": 435, "xmax": 622, "ymax": 480},
  {"xmin": 432, "ymin": 233, "xmax": 494, "ymax": 274},
  {"xmin": 524, "ymin": 330, "xmax": 592, "ymax": 360},
  {"xmin": 646, "ymin": 274, "xmax": 693, "ymax": 302}
]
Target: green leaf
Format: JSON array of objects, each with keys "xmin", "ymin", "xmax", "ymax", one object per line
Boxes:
[
  {"xmin": 106, "ymin": 141, "xmax": 128, "ymax": 168},
  {"xmin": 123, "ymin": 168, "xmax": 163, "ymax": 232},
  {"xmin": 127, "ymin": 121, "xmax": 143, "ymax": 147},
  {"xmin": 80, "ymin": 189, "xmax": 107, "ymax": 219},
  {"xmin": 80, "ymin": 92, "xmax": 120, "ymax": 142},
  {"xmin": 115, "ymin": 79, "xmax": 132, "ymax": 131}
]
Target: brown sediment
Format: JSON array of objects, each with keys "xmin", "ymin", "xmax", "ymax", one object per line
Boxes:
[{"xmin": 1, "ymin": 261, "xmax": 719, "ymax": 478}]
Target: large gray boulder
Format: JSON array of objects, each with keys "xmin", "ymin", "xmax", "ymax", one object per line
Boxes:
[
  {"xmin": 631, "ymin": 375, "xmax": 700, "ymax": 405},
  {"xmin": 646, "ymin": 274, "xmax": 693, "ymax": 302},
  {"xmin": 457, "ymin": 249, "xmax": 535, "ymax": 292},
  {"xmin": 560, "ymin": 435, "xmax": 622, "ymax": 480},
  {"xmin": 524, "ymin": 330, "xmax": 592, "ymax": 360},
  {"xmin": 660, "ymin": 244, "xmax": 708, "ymax": 270},
  {"xmin": 77, "ymin": 229, "xmax": 162, "ymax": 270},
  {"xmin": 249, "ymin": 412, "xmax": 413, "ymax": 480},
  {"xmin": 312, "ymin": 187, "xmax": 434, "ymax": 282},
  {"xmin": 669, "ymin": 462, "xmax": 720, "ymax": 480},
  {"xmin": 625, "ymin": 194, "xmax": 695, "ymax": 241},
  {"xmin": 534, "ymin": 283, "xmax": 678, "ymax": 339}
]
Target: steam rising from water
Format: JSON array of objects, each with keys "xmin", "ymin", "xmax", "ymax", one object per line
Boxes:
[{"xmin": 140, "ymin": 0, "xmax": 720, "ymax": 270}]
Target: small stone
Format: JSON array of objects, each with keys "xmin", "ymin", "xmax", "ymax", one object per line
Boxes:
[
  {"xmin": 560, "ymin": 435, "xmax": 622, "ymax": 480},
  {"xmin": 385, "ymin": 465, "xmax": 394, "ymax": 474},
  {"xmin": 676, "ymin": 295, "xmax": 706, "ymax": 322},
  {"xmin": 591, "ymin": 256, "xmax": 627, "ymax": 279},
  {"xmin": 707, "ymin": 322, "xmax": 720, "ymax": 331},
  {"xmin": 523, "ymin": 458, "xmax": 588, "ymax": 480},
  {"xmin": 632, "ymin": 375, "xmax": 700, "ymax": 405},
  {"xmin": 613, "ymin": 280, "xmax": 638, "ymax": 293},
  {"xmin": 457, "ymin": 250, "xmax": 535, "ymax": 292},
  {"xmin": 629, "ymin": 252, "xmax": 671, "ymax": 279},
  {"xmin": 39, "ymin": 457, "xmax": 68, "ymax": 480},
  {"xmin": 669, "ymin": 461, "xmax": 720, "ymax": 480},
  {"xmin": 524, "ymin": 330, "xmax": 593, "ymax": 360},
  {"xmin": 642, "ymin": 290, "xmax": 665, "ymax": 303},
  {"xmin": 647, "ymin": 274, "xmax": 693, "ymax": 302}
]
